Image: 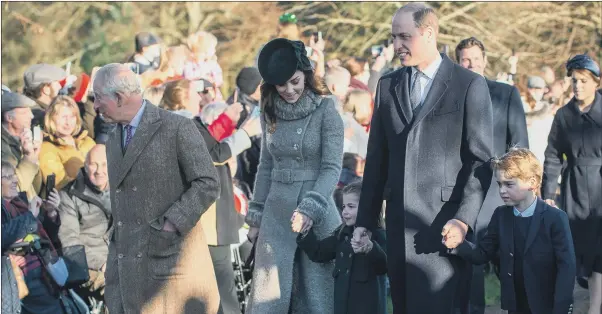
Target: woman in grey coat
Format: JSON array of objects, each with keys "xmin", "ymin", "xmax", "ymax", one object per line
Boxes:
[{"xmin": 245, "ymin": 38, "xmax": 344, "ymax": 314}]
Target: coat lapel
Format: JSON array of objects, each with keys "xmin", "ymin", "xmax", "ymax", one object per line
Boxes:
[
  {"xmin": 501, "ymin": 206, "xmax": 515, "ymax": 254},
  {"xmin": 412, "ymin": 54, "xmax": 452, "ymax": 126},
  {"xmin": 523, "ymin": 199, "xmax": 544, "ymax": 254},
  {"xmin": 115, "ymin": 104, "xmax": 162, "ymax": 187},
  {"xmin": 391, "ymin": 67, "xmax": 413, "ymax": 125},
  {"xmin": 107, "ymin": 126, "xmax": 124, "ymax": 174}
]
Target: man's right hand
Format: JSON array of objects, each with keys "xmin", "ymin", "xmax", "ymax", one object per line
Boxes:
[
  {"xmin": 247, "ymin": 227, "xmax": 259, "ymax": 244},
  {"xmin": 20, "ymin": 129, "xmax": 41, "ymax": 162}
]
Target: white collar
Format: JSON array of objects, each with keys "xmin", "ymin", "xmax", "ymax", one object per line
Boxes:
[{"xmin": 412, "ymin": 54, "xmax": 443, "ymax": 80}]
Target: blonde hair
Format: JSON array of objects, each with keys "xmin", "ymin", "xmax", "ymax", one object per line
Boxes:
[
  {"xmin": 344, "ymin": 89, "xmax": 372, "ymax": 122},
  {"xmin": 491, "ymin": 147, "xmax": 543, "ymax": 188},
  {"xmin": 187, "ymin": 31, "xmax": 218, "ymax": 57},
  {"xmin": 143, "ymin": 85, "xmax": 166, "ymax": 106},
  {"xmin": 160, "ymin": 79, "xmax": 191, "ymax": 111},
  {"xmin": 44, "ymin": 95, "xmax": 82, "ymax": 137}
]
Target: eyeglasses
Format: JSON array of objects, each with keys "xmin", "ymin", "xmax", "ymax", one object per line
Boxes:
[
  {"xmin": 1, "ymin": 174, "xmax": 16, "ymax": 180},
  {"xmin": 279, "ymin": 13, "xmax": 298, "ymax": 24}
]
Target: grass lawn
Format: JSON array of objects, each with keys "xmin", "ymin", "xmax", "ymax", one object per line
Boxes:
[{"xmin": 385, "ymin": 273, "xmax": 501, "ymax": 313}]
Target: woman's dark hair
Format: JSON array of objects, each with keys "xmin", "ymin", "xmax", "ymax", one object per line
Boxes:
[{"xmin": 260, "ymin": 69, "xmax": 330, "ymax": 132}]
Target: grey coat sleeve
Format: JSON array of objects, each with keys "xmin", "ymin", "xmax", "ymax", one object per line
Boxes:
[
  {"xmin": 507, "ymin": 86, "xmax": 529, "ymax": 149},
  {"xmin": 57, "ymin": 191, "xmax": 83, "ymax": 249},
  {"xmin": 245, "ymin": 116, "xmax": 274, "ymax": 228},
  {"xmin": 454, "ymin": 75, "xmax": 494, "ymax": 231},
  {"xmin": 296, "ymin": 99, "xmax": 344, "ymax": 224},
  {"xmin": 163, "ymin": 118, "xmax": 220, "ymax": 235},
  {"xmin": 223, "ymin": 130, "xmax": 252, "ymax": 158}
]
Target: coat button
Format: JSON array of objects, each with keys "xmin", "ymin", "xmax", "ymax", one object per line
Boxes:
[
  {"xmin": 293, "ymin": 144, "xmax": 298, "ymax": 150},
  {"xmin": 346, "ymin": 270, "xmax": 350, "ymax": 275},
  {"xmin": 508, "ymin": 273, "xmax": 512, "ymax": 277},
  {"xmin": 296, "ymin": 157, "xmax": 301, "ymax": 161},
  {"xmin": 297, "ymin": 128, "xmax": 302, "ymax": 134},
  {"xmin": 340, "ymin": 252, "xmax": 344, "ymax": 257},
  {"xmin": 349, "ymin": 253, "xmax": 353, "ymax": 258},
  {"xmin": 136, "ymin": 253, "xmax": 142, "ymax": 258},
  {"xmin": 277, "ymin": 157, "xmax": 282, "ymax": 161},
  {"xmin": 132, "ymin": 186, "xmax": 137, "ymax": 192},
  {"xmin": 117, "ymin": 221, "xmax": 123, "ymax": 227},
  {"xmin": 116, "ymin": 188, "xmax": 121, "ymax": 193},
  {"xmin": 118, "ymin": 254, "xmax": 124, "ymax": 259},
  {"xmin": 509, "ymin": 252, "xmax": 513, "ymax": 257},
  {"xmin": 136, "ymin": 219, "xmax": 141, "ymax": 225}
]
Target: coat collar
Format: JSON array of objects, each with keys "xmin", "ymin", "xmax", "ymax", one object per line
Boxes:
[
  {"xmin": 109, "ymin": 103, "xmax": 162, "ymax": 187},
  {"xmin": 502, "ymin": 198, "xmax": 547, "ymax": 254},
  {"xmin": 569, "ymin": 91, "xmax": 602, "ymax": 127},
  {"xmin": 392, "ymin": 53, "xmax": 453, "ymax": 126}
]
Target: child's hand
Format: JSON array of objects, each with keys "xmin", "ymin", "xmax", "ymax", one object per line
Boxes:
[{"xmin": 351, "ymin": 233, "xmax": 372, "ymax": 254}]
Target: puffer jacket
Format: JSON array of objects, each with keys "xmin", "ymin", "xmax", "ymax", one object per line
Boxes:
[{"xmin": 58, "ymin": 169, "xmax": 111, "ymax": 270}]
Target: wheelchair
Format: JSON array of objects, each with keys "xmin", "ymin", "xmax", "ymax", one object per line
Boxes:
[{"xmin": 231, "ymin": 228, "xmax": 253, "ymax": 313}]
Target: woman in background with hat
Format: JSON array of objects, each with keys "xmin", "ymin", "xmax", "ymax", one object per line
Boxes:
[
  {"xmin": 245, "ymin": 38, "xmax": 344, "ymax": 314},
  {"xmin": 541, "ymin": 54, "xmax": 602, "ymax": 314}
]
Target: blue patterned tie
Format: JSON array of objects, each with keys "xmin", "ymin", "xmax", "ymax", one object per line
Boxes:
[{"xmin": 124, "ymin": 125, "xmax": 133, "ymax": 148}]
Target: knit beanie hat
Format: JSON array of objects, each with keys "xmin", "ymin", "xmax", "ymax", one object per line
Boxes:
[{"xmin": 236, "ymin": 67, "xmax": 262, "ymax": 95}]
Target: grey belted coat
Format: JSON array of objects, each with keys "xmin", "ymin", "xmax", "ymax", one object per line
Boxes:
[{"xmin": 245, "ymin": 93, "xmax": 344, "ymax": 314}]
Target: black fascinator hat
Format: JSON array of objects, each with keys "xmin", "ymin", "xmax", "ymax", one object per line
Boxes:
[
  {"xmin": 566, "ymin": 54, "xmax": 600, "ymax": 78},
  {"xmin": 258, "ymin": 38, "xmax": 313, "ymax": 86}
]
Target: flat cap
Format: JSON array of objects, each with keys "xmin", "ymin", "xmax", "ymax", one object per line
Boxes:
[
  {"xmin": 2, "ymin": 92, "xmax": 36, "ymax": 113},
  {"xmin": 23, "ymin": 64, "xmax": 66, "ymax": 89}
]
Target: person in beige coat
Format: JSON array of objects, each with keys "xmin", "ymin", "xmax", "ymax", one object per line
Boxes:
[{"xmin": 92, "ymin": 64, "xmax": 221, "ymax": 314}]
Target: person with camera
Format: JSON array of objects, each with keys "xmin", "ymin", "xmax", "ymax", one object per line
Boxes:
[
  {"xmin": 1, "ymin": 92, "xmax": 43, "ymax": 201},
  {"xmin": 1, "ymin": 161, "xmax": 73, "ymax": 314}
]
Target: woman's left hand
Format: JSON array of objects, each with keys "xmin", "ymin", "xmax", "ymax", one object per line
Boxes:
[
  {"xmin": 43, "ymin": 188, "xmax": 61, "ymax": 213},
  {"xmin": 291, "ymin": 211, "xmax": 313, "ymax": 234}
]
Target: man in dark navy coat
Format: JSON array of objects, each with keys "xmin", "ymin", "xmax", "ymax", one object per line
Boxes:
[
  {"xmin": 353, "ymin": 3, "xmax": 494, "ymax": 314},
  {"xmin": 455, "ymin": 37, "xmax": 530, "ymax": 314}
]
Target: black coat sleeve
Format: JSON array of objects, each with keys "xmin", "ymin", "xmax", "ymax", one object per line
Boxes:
[
  {"xmin": 454, "ymin": 207, "xmax": 502, "ymax": 265},
  {"xmin": 366, "ymin": 231, "xmax": 387, "ymax": 275},
  {"xmin": 356, "ymin": 79, "xmax": 389, "ymax": 231},
  {"xmin": 195, "ymin": 117, "xmax": 233, "ymax": 164},
  {"xmin": 506, "ymin": 86, "xmax": 529, "ymax": 149},
  {"xmin": 296, "ymin": 229, "xmax": 338, "ymax": 263},
  {"xmin": 541, "ymin": 113, "xmax": 565, "ymax": 200},
  {"xmin": 454, "ymin": 75, "xmax": 494, "ymax": 231},
  {"xmin": 550, "ymin": 210, "xmax": 576, "ymax": 314}
]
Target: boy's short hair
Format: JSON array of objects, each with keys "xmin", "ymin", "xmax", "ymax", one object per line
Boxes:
[{"xmin": 491, "ymin": 147, "xmax": 543, "ymax": 187}]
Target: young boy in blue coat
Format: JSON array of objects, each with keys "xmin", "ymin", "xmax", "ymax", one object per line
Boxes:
[
  {"xmin": 295, "ymin": 180, "xmax": 387, "ymax": 314},
  {"xmin": 444, "ymin": 148, "xmax": 576, "ymax": 314}
]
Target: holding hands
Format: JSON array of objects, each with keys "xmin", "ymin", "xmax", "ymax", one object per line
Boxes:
[
  {"xmin": 441, "ymin": 219, "xmax": 469, "ymax": 249},
  {"xmin": 291, "ymin": 210, "xmax": 313, "ymax": 234},
  {"xmin": 351, "ymin": 227, "xmax": 373, "ymax": 254}
]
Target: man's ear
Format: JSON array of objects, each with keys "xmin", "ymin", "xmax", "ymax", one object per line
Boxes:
[{"xmin": 115, "ymin": 92, "xmax": 126, "ymax": 107}]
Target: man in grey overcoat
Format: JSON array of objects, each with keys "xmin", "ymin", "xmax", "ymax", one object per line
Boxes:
[
  {"xmin": 354, "ymin": 4, "xmax": 494, "ymax": 314},
  {"xmin": 93, "ymin": 64, "xmax": 221, "ymax": 314}
]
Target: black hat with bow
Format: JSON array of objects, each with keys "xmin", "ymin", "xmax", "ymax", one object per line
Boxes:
[{"xmin": 258, "ymin": 38, "xmax": 313, "ymax": 86}]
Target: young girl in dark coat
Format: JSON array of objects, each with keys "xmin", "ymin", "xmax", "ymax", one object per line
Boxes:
[{"xmin": 295, "ymin": 180, "xmax": 387, "ymax": 314}]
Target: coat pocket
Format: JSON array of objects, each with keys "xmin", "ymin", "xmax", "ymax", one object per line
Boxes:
[
  {"xmin": 441, "ymin": 186, "xmax": 460, "ymax": 203},
  {"xmin": 148, "ymin": 229, "xmax": 185, "ymax": 279}
]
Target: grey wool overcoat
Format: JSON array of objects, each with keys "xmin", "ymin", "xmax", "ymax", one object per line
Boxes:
[
  {"xmin": 104, "ymin": 102, "xmax": 222, "ymax": 314},
  {"xmin": 245, "ymin": 92, "xmax": 344, "ymax": 314}
]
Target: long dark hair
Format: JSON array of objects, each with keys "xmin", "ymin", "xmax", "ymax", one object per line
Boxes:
[{"xmin": 260, "ymin": 69, "xmax": 330, "ymax": 132}]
